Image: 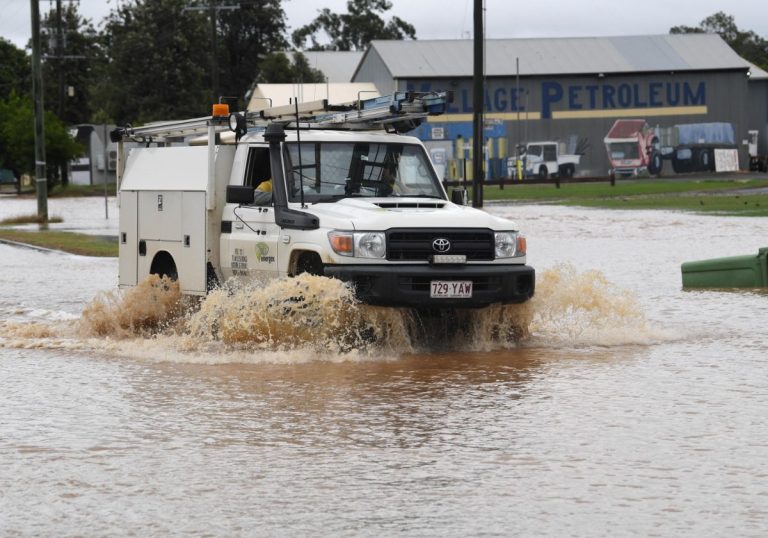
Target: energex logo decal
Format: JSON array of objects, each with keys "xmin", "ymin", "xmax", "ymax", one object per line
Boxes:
[{"xmin": 256, "ymin": 242, "xmax": 276, "ymax": 264}]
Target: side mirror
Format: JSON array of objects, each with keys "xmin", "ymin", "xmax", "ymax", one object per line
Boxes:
[
  {"xmin": 226, "ymin": 185, "xmax": 254, "ymax": 204},
  {"xmin": 451, "ymin": 188, "xmax": 467, "ymax": 206}
]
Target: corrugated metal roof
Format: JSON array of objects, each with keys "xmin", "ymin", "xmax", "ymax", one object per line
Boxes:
[
  {"xmin": 286, "ymin": 51, "xmax": 364, "ymax": 82},
  {"xmin": 364, "ymin": 34, "xmax": 752, "ymax": 78},
  {"xmin": 748, "ymin": 62, "xmax": 768, "ymax": 80}
]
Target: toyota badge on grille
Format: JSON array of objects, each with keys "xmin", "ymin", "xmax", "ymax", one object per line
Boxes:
[{"xmin": 432, "ymin": 238, "xmax": 451, "ymax": 252}]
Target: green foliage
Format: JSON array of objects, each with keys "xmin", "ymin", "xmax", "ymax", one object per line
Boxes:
[
  {"xmin": 0, "ymin": 38, "xmax": 30, "ymax": 100},
  {"xmin": 95, "ymin": 0, "xmax": 211, "ymax": 124},
  {"xmin": 258, "ymin": 52, "xmax": 294, "ymax": 83},
  {"xmin": 40, "ymin": 3, "xmax": 102, "ymax": 124},
  {"xmin": 292, "ymin": 52, "xmax": 326, "ymax": 83},
  {"xmin": 258, "ymin": 51, "xmax": 326, "ymax": 83},
  {"xmin": 292, "ymin": 0, "xmax": 416, "ymax": 51},
  {"xmin": 671, "ymin": 12, "xmax": 768, "ymax": 71},
  {"xmin": 0, "ymin": 93, "xmax": 81, "ymax": 177},
  {"xmin": 216, "ymin": 1, "xmax": 288, "ymax": 109}
]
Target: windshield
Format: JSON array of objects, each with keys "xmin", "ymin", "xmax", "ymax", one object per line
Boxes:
[
  {"xmin": 284, "ymin": 142, "xmax": 445, "ymax": 203},
  {"xmin": 607, "ymin": 142, "xmax": 640, "ymax": 160}
]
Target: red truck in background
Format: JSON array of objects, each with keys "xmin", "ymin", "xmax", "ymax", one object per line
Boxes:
[
  {"xmin": 603, "ymin": 120, "xmax": 661, "ymax": 177},
  {"xmin": 604, "ymin": 119, "xmax": 737, "ymax": 177}
]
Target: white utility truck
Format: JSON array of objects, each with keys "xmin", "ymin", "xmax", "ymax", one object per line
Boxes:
[
  {"xmin": 524, "ymin": 141, "xmax": 581, "ymax": 179},
  {"xmin": 112, "ymin": 92, "xmax": 534, "ymax": 308}
]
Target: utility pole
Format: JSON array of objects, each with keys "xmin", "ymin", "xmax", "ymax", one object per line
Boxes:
[
  {"xmin": 472, "ymin": 0, "xmax": 484, "ymax": 207},
  {"xmin": 31, "ymin": 0, "xmax": 47, "ymax": 221},
  {"xmin": 56, "ymin": 0, "xmax": 64, "ymax": 117}
]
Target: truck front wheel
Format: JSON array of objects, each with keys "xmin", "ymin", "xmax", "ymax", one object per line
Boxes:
[
  {"xmin": 295, "ymin": 251, "xmax": 324, "ymax": 276},
  {"xmin": 648, "ymin": 150, "xmax": 662, "ymax": 176},
  {"xmin": 538, "ymin": 165, "xmax": 548, "ymax": 179}
]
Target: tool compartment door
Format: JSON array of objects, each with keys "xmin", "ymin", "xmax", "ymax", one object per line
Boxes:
[
  {"xmin": 118, "ymin": 190, "xmax": 138, "ymax": 287},
  {"xmin": 181, "ymin": 191, "xmax": 207, "ymax": 293}
]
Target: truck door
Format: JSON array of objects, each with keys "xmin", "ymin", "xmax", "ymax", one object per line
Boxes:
[
  {"xmin": 220, "ymin": 145, "xmax": 281, "ymax": 281},
  {"xmin": 543, "ymin": 143, "xmax": 558, "ymax": 176}
]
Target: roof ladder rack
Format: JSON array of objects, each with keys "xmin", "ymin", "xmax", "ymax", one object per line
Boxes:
[{"xmin": 111, "ymin": 91, "xmax": 452, "ymax": 142}]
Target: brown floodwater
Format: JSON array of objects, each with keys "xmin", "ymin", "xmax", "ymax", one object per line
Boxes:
[{"xmin": 1, "ymin": 202, "xmax": 767, "ymax": 536}]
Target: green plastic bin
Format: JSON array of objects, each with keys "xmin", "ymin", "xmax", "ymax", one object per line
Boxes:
[{"xmin": 681, "ymin": 247, "xmax": 768, "ymax": 288}]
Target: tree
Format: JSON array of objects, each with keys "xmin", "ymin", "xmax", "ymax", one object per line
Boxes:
[
  {"xmin": 671, "ymin": 12, "xmax": 768, "ymax": 71},
  {"xmin": 0, "ymin": 93, "xmax": 81, "ymax": 182},
  {"xmin": 257, "ymin": 52, "xmax": 294, "ymax": 83},
  {"xmin": 95, "ymin": 0, "xmax": 210, "ymax": 124},
  {"xmin": 0, "ymin": 39, "xmax": 30, "ymax": 100},
  {"xmin": 39, "ymin": 2, "xmax": 102, "ymax": 125},
  {"xmin": 216, "ymin": 1, "xmax": 289, "ymax": 108},
  {"xmin": 292, "ymin": 0, "xmax": 416, "ymax": 51},
  {"xmin": 257, "ymin": 51, "xmax": 326, "ymax": 83},
  {"xmin": 292, "ymin": 52, "xmax": 326, "ymax": 83}
]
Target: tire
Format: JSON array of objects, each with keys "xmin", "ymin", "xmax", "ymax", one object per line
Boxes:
[
  {"xmin": 559, "ymin": 164, "xmax": 574, "ymax": 178},
  {"xmin": 648, "ymin": 150, "xmax": 662, "ymax": 176},
  {"xmin": 671, "ymin": 153, "xmax": 690, "ymax": 174},
  {"xmin": 295, "ymin": 251, "xmax": 324, "ymax": 276},
  {"xmin": 538, "ymin": 165, "xmax": 548, "ymax": 180},
  {"xmin": 698, "ymin": 149, "xmax": 712, "ymax": 172}
]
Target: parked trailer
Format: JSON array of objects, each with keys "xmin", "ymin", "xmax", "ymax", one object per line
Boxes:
[
  {"xmin": 604, "ymin": 119, "xmax": 737, "ymax": 176},
  {"xmin": 658, "ymin": 122, "xmax": 737, "ymax": 173}
]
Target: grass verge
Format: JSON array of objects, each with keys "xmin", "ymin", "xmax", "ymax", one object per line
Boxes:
[
  {"xmin": 0, "ymin": 229, "xmax": 117, "ymax": 257},
  {"xmin": 0, "ymin": 213, "xmax": 64, "ymax": 225},
  {"xmin": 49, "ymin": 183, "xmax": 117, "ymax": 198},
  {"xmin": 473, "ymin": 178, "xmax": 768, "ymax": 215}
]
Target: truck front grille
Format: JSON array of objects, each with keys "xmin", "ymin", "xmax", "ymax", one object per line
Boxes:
[{"xmin": 386, "ymin": 228, "xmax": 495, "ymax": 261}]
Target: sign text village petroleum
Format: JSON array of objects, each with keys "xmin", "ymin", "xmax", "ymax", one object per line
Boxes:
[{"xmin": 410, "ymin": 81, "xmax": 706, "ymax": 118}]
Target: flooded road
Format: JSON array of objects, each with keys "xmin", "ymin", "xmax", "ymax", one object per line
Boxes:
[{"xmin": 1, "ymin": 199, "xmax": 768, "ymax": 536}]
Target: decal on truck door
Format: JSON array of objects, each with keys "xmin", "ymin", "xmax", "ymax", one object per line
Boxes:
[{"xmin": 232, "ymin": 248, "xmax": 249, "ymax": 276}]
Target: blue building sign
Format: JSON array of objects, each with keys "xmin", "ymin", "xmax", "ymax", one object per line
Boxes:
[{"xmin": 408, "ymin": 81, "xmax": 707, "ymax": 119}]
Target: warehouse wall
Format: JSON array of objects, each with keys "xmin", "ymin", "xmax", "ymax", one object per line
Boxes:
[
  {"xmin": 397, "ymin": 70, "xmax": 758, "ymax": 178},
  {"xmin": 747, "ymin": 79, "xmax": 768, "ymax": 157}
]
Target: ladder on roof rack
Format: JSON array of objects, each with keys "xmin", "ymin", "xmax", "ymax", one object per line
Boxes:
[{"xmin": 110, "ymin": 91, "xmax": 451, "ymax": 143}]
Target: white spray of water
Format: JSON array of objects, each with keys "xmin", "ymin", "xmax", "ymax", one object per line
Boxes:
[{"xmin": 0, "ymin": 266, "xmax": 678, "ymax": 362}]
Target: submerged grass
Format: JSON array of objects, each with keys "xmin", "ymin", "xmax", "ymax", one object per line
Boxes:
[
  {"xmin": 0, "ymin": 229, "xmax": 117, "ymax": 257},
  {"xmin": 0, "ymin": 213, "xmax": 63, "ymax": 225},
  {"xmin": 48, "ymin": 183, "xmax": 117, "ymax": 198}
]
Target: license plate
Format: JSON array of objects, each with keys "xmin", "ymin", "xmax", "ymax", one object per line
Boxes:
[{"xmin": 430, "ymin": 280, "xmax": 473, "ymax": 298}]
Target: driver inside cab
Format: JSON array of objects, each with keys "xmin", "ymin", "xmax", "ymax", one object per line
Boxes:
[{"xmin": 253, "ymin": 178, "xmax": 272, "ymax": 205}]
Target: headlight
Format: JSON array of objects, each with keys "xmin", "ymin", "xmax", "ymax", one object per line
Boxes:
[
  {"xmin": 495, "ymin": 231, "xmax": 525, "ymax": 258},
  {"xmin": 329, "ymin": 231, "xmax": 386, "ymax": 258},
  {"xmin": 355, "ymin": 232, "xmax": 386, "ymax": 258}
]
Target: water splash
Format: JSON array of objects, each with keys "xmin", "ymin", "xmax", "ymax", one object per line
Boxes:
[
  {"xmin": 0, "ymin": 266, "xmax": 672, "ymax": 361},
  {"xmin": 524, "ymin": 264, "xmax": 665, "ymax": 347},
  {"xmin": 183, "ymin": 274, "xmax": 412, "ymax": 354},
  {"xmin": 79, "ymin": 274, "xmax": 186, "ymax": 338}
]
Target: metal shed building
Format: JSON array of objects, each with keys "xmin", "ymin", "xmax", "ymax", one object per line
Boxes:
[{"xmin": 352, "ymin": 34, "xmax": 768, "ymax": 178}]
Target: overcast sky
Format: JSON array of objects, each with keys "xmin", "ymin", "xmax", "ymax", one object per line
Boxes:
[{"xmin": 1, "ymin": 0, "xmax": 767, "ymax": 49}]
